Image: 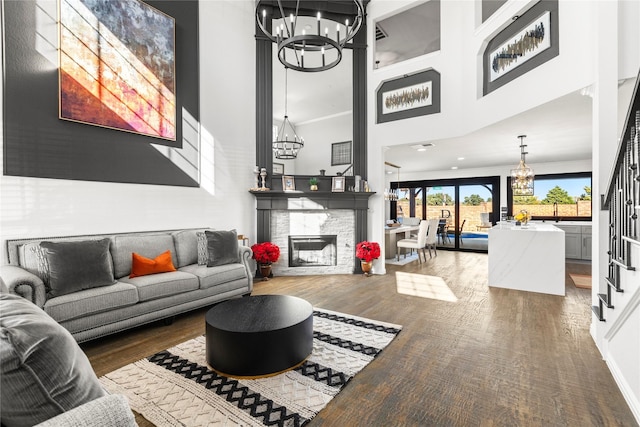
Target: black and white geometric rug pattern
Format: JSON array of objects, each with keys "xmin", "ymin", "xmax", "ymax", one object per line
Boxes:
[{"xmin": 100, "ymin": 308, "xmax": 402, "ymax": 427}]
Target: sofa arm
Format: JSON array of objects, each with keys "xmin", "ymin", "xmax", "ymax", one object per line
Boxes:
[
  {"xmin": 0, "ymin": 265, "xmax": 47, "ymax": 307},
  {"xmin": 238, "ymin": 245, "xmax": 254, "ymax": 292},
  {"xmin": 34, "ymin": 394, "xmax": 137, "ymax": 427}
]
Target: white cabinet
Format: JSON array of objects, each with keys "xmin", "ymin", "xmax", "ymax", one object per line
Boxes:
[
  {"xmin": 565, "ymin": 233, "xmax": 582, "ymax": 259},
  {"xmin": 553, "ymin": 223, "xmax": 591, "ymax": 260}
]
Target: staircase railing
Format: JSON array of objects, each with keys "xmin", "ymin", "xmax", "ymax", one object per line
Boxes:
[{"xmin": 596, "ymin": 70, "xmax": 640, "ymax": 321}]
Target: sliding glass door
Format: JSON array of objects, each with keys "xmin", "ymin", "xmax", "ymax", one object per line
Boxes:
[
  {"xmin": 393, "ymin": 176, "xmax": 500, "ymax": 253},
  {"xmin": 458, "ymin": 183, "xmax": 494, "ymax": 251}
]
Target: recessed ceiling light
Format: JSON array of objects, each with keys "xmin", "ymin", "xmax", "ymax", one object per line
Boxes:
[
  {"xmin": 386, "ymin": 171, "xmax": 393, "ymax": 174},
  {"xmin": 410, "ymin": 143, "xmax": 435, "ymax": 150},
  {"xmin": 451, "ymin": 166, "xmax": 458, "ymax": 170},
  {"xmin": 457, "ymin": 157, "xmax": 465, "ymax": 161}
]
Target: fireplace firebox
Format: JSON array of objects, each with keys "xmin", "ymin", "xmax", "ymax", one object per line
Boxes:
[{"xmin": 288, "ymin": 235, "xmax": 337, "ymax": 267}]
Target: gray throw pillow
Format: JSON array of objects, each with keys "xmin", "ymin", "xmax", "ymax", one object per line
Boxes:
[
  {"xmin": 205, "ymin": 230, "xmax": 239, "ymax": 267},
  {"xmin": 0, "ymin": 294, "xmax": 106, "ymax": 426},
  {"xmin": 40, "ymin": 239, "xmax": 116, "ymax": 298}
]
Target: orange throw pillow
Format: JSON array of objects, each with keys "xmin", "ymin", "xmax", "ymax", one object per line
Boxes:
[{"xmin": 129, "ymin": 250, "xmax": 177, "ymax": 278}]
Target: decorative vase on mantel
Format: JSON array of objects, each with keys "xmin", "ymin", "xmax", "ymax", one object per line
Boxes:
[
  {"xmin": 259, "ymin": 264, "xmax": 272, "ymax": 281},
  {"xmin": 360, "ymin": 260, "xmax": 373, "ymax": 277}
]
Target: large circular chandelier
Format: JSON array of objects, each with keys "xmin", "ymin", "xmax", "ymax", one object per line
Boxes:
[{"xmin": 256, "ymin": 0, "xmax": 365, "ymax": 72}]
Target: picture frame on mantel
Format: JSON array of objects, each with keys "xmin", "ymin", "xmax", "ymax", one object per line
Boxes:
[
  {"xmin": 282, "ymin": 175, "xmax": 295, "ymax": 191},
  {"xmin": 332, "ymin": 176, "xmax": 345, "ymax": 192},
  {"xmin": 376, "ymin": 68, "xmax": 441, "ymax": 124}
]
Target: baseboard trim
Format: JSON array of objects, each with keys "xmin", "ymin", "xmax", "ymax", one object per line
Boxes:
[{"xmin": 606, "ymin": 355, "xmax": 640, "ymax": 425}]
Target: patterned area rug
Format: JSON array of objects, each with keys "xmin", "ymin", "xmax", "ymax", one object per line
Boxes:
[{"xmin": 100, "ymin": 308, "xmax": 402, "ymax": 427}]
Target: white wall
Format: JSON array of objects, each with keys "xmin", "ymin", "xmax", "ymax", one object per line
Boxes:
[
  {"xmin": 294, "ymin": 114, "xmax": 353, "ymax": 176},
  {"xmin": 0, "ymin": 0, "xmax": 257, "ymax": 262}
]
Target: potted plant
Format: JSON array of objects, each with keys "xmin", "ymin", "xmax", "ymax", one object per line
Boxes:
[
  {"xmin": 309, "ymin": 177, "xmax": 318, "ymax": 191},
  {"xmin": 355, "ymin": 241, "xmax": 381, "ymax": 276},
  {"xmin": 250, "ymin": 242, "xmax": 280, "ymax": 280}
]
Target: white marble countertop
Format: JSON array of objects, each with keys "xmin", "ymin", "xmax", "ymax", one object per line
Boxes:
[{"xmin": 492, "ymin": 223, "xmax": 564, "ymax": 232}]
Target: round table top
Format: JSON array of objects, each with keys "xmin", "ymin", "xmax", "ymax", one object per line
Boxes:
[{"xmin": 205, "ymin": 295, "xmax": 313, "ymax": 334}]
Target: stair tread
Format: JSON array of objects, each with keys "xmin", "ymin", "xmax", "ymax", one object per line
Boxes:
[{"xmin": 591, "ymin": 305, "xmax": 605, "ymax": 321}]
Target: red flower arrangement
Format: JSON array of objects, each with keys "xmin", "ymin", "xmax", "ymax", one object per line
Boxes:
[
  {"xmin": 251, "ymin": 242, "xmax": 280, "ymax": 265},
  {"xmin": 355, "ymin": 241, "xmax": 381, "ymax": 263}
]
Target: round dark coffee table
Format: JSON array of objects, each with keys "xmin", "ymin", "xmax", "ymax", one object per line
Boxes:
[{"xmin": 205, "ymin": 295, "xmax": 313, "ymax": 377}]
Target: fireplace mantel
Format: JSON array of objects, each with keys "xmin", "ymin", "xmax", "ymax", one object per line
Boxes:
[
  {"xmin": 250, "ymin": 191, "xmax": 375, "ymax": 210},
  {"xmin": 250, "ymin": 191, "xmax": 375, "ymax": 274}
]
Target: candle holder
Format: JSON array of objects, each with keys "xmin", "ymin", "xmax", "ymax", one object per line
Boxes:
[{"xmin": 260, "ymin": 168, "xmax": 268, "ymax": 190}]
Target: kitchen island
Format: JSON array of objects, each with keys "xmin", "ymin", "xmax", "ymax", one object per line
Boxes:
[{"xmin": 488, "ymin": 223, "xmax": 565, "ymax": 296}]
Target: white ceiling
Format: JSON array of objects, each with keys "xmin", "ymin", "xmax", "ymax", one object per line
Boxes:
[{"xmin": 384, "ymin": 90, "xmax": 594, "ymax": 174}]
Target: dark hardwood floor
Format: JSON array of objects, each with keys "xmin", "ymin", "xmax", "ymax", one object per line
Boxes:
[{"xmin": 82, "ymin": 252, "xmax": 638, "ymax": 426}]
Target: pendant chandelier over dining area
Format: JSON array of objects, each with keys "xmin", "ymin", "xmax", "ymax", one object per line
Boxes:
[{"xmin": 255, "ymin": 0, "xmax": 365, "ymax": 73}]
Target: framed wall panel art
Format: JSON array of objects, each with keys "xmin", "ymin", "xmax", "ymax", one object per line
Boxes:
[
  {"xmin": 376, "ymin": 69, "xmax": 441, "ymax": 123},
  {"xmin": 331, "ymin": 141, "xmax": 352, "ymax": 166},
  {"xmin": 3, "ymin": 0, "xmax": 199, "ymax": 186},
  {"xmin": 483, "ymin": 0, "xmax": 559, "ymax": 95}
]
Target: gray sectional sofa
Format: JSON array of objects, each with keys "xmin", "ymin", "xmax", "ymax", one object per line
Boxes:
[{"xmin": 0, "ymin": 228, "xmax": 254, "ymax": 342}]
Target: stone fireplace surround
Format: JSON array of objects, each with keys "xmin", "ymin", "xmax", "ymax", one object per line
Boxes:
[{"xmin": 251, "ymin": 191, "xmax": 374, "ymax": 275}]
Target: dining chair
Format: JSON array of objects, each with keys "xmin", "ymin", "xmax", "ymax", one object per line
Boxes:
[
  {"xmin": 396, "ymin": 219, "xmax": 429, "ymax": 263},
  {"xmin": 425, "ymin": 218, "xmax": 439, "ymax": 258}
]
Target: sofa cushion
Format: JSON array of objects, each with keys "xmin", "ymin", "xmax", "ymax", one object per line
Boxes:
[
  {"xmin": 0, "ymin": 294, "xmax": 106, "ymax": 426},
  {"xmin": 111, "ymin": 234, "xmax": 177, "ymax": 279},
  {"xmin": 129, "ymin": 250, "xmax": 177, "ymax": 278},
  {"xmin": 40, "ymin": 239, "xmax": 116, "ymax": 298},
  {"xmin": 119, "ymin": 271, "xmax": 199, "ymax": 302},
  {"xmin": 44, "ymin": 282, "xmax": 139, "ymax": 323},
  {"xmin": 179, "ymin": 263, "xmax": 248, "ymax": 290},
  {"xmin": 205, "ymin": 230, "xmax": 239, "ymax": 267},
  {"xmin": 171, "ymin": 229, "xmax": 202, "ymax": 268}
]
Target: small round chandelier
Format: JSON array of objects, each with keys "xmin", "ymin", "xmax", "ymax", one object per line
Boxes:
[
  {"xmin": 273, "ymin": 68, "xmax": 304, "ymax": 159},
  {"xmin": 256, "ymin": 0, "xmax": 364, "ymax": 73},
  {"xmin": 511, "ymin": 135, "xmax": 535, "ymax": 196}
]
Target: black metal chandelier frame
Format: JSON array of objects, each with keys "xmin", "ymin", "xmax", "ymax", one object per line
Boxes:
[{"xmin": 256, "ymin": 0, "xmax": 364, "ymax": 72}]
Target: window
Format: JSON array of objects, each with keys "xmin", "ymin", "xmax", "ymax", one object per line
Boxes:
[{"xmin": 508, "ymin": 172, "xmax": 592, "ymax": 220}]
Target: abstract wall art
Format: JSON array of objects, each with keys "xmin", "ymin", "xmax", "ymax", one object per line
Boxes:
[
  {"xmin": 376, "ymin": 69, "xmax": 440, "ymax": 124},
  {"xmin": 59, "ymin": 0, "xmax": 176, "ymax": 140},
  {"xmin": 483, "ymin": 0, "xmax": 559, "ymax": 95}
]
